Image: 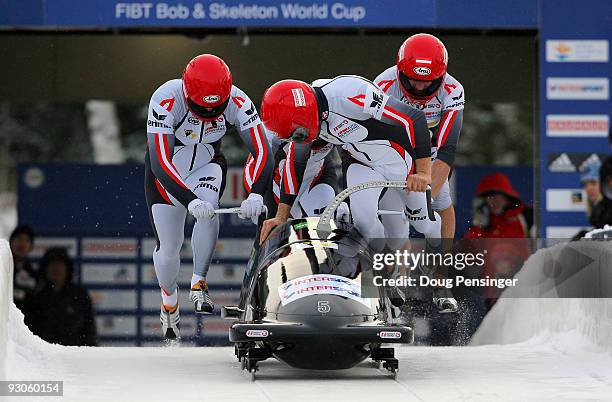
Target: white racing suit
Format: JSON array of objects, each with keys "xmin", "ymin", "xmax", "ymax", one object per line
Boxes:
[
  {"xmin": 281, "ymin": 75, "xmax": 438, "ymax": 248},
  {"xmin": 374, "ymin": 67, "xmax": 464, "ymax": 215},
  {"xmin": 144, "ymin": 79, "xmax": 273, "ymax": 300},
  {"xmin": 246, "ymin": 132, "xmax": 338, "ymax": 218}
]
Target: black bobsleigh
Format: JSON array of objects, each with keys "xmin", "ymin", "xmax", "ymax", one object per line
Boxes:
[{"xmin": 222, "ymin": 193, "xmax": 416, "ymax": 379}]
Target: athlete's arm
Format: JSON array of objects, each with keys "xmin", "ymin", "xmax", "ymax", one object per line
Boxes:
[
  {"xmin": 435, "ymin": 109, "xmax": 463, "ymax": 165},
  {"xmin": 384, "ymin": 95, "xmax": 432, "ymax": 160},
  {"xmin": 431, "ymin": 160, "xmax": 452, "ymax": 198},
  {"xmin": 279, "ymin": 142, "xmax": 312, "ymax": 205},
  {"xmin": 260, "ymin": 142, "xmax": 312, "ymax": 244},
  {"xmin": 236, "ymin": 123, "xmax": 273, "ymax": 196},
  {"xmin": 228, "ymin": 90, "xmax": 274, "ymax": 196},
  {"xmin": 432, "ymin": 93, "xmax": 464, "ymax": 197}
]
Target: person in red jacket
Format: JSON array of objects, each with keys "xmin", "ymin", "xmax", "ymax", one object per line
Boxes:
[{"xmin": 464, "ymin": 172, "xmax": 530, "ymax": 306}]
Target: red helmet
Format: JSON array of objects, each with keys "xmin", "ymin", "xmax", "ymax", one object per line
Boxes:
[
  {"xmin": 182, "ymin": 54, "xmax": 232, "ymax": 121},
  {"xmin": 260, "ymin": 80, "xmax": 320, "ymax": 144},
  {"xmin": 396, "ymin": 33, "xmax": 448, "ymax": 102}
]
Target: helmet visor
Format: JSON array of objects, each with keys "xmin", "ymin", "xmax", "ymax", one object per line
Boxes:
[
  {"xmin": 187, "ymin": 97, "xmax": 229, "ymax": 121},
  {"xmin": 398, "ymin": 71, "xmax": 443, "ymax": 100}
]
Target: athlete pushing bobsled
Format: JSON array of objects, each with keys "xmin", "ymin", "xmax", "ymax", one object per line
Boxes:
[
  {"xmin": 257, "ymin": 75, "xmax": 436, "ymax": 257},
  {"xmin": 144, "ymin": 54, "xmax": 273, "ymax": 341}
]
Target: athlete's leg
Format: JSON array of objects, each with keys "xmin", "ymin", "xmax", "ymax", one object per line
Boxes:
[
  {"xmin": 299, "ymin": 183, "xmax": 336, "ymax": 216},
  {"xmin": 185, "ymin": 159, "xmax": 225, "ymax": 282},
  {"xmin": 145, "ymin": 157, "xmax": 185, "ymax": 338},
  {"xmin": 432, "ymin": 179, "xmax": 455, "ymax": 239},
  {"xmin": 404, "ymin": 191, "xmax": 442, "ymax": 241},
  {"xmin": 346, "ymin": 163, "xmax": 386, "ymax": 246},
  {"xmin": 299, "ymin": 155, "xmax": 339, "ymax": 216}
]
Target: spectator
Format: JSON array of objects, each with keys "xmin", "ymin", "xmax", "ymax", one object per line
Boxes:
[
  {"xmin": 464, "ymin": 172, "xmax": 530, "ymax": 308},
  {"xmin": 9, "ymin": 225, "xmax": 37, "ymax": 312},
  {"xmin": 572, "ymin": 159, "xmax": 602, "ymax": 239},
  {"xmin": 589, "ymin": 155, "xmax": 612, "ymax": 229},
  {"xmin": 25, "ymin": 248, "xmax": 97, "ymax": 346},
  {"xmin": 465, "ymin": 172, "xmax": 530, "ymax": 239},
  {"xmin": 581, "ymin": 159, "xmax": 602, "ymax": 219}
]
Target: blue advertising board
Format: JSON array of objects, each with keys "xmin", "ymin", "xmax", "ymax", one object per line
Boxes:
[
  {"xmin": 538, "ymin": 0, "xmax": 612, "ymax": 238},
  {"xmin": 0, "ymin": 0, "xmax": 537, "ymax": 29}
]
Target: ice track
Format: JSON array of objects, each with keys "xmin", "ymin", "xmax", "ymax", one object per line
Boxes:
[
  {"xmin": 6, "ymin": 300, "xmax": 612, "ymax": 402},
  {"xmin": 2, "ymin": 240, "xmax": 612, "ymax": 401}
]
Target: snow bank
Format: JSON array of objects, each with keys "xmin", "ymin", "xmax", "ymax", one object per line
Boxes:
[
  {"xmin": 0, "ymin": 239, "xmax": 59, "ymax": 381},
  {"xmin": 472, "ymin": 241, "xmax": 612, "ymax": 353},
  {"xmin": 0, "ymin": 240, "xmax": 11, "ymax": 380},
  {"xmin": 5, "ymin": 301, "xmax": 59, "ymax": 380}
]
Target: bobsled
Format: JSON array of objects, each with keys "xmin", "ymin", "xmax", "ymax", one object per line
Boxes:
[{"xmin": 221, "ymin": 181, "xmax": 430, "ymax": 380}]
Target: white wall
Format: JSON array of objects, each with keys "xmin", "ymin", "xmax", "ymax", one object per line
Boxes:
[
  {"xmin": 0, "ymin": 239, "xmax": 13, "ymax": 380},
  {"xmin": 472, "ymin": 241, "xmax": 612, "ymax": 352}
]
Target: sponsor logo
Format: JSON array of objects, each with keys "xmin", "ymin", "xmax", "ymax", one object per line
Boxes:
[
  {"xmin": 444, "ymin": 83, "xmax": 457, "ymax": 95},
  {"xmin": 548, "ymin": 153, "xmax": 576, "ymax": 172},
  {"xmin": 579, "ymin": 153, "xmax": 602, "ymax": 172},
  {"xmin": 199, "ymin": 176, "xmax": 216, "ymax": 182},
  {"xmin": 406, "ymin": 207, "xmax": 422, "ymax": 216},
  {"xmin": 245, "ymin": 103, "xmax": 256, "ymax": 115},
  {"xmin": 406, "ymin": 207, "xmax": 426, "ymax": 221},
  {"xmin": 188, "ymin": 116, "xmax": 200, "ymax": 125},
  {"xmin": 370, "ymin": 92, "xmax": 384, "ymax": 108},
  {"xmin": 446, "ymin": 101, "xmax": 465, "ymax": 109},
  {"xmin": 160, "ymin": 97, "xmax": 175, "ymax": 112},
  {"xmin": 242, "ymin": 114, "xmax": 260, "ymax": 127},
  {"xmin": 184, "ymin": 129, "xmax": 196, "ymax": 139},
  {"xmin": 546, "ymin": 115, "xmax": 609, "ymax": 137},
  {"xmin": 378, "ymin": 331, "xmax": 402, "ymax": 339},
  {"xmin": 546, "ymin": 226, "xmax": 589, "ymax": 239},
  {"xmin": 147, "ymin": 120, "xmax": 171, "ymax": 129},
  {"xmin": 246, "ymin": 329, "xmax": 269, "ymax": 338},
  {"xmin": 547, "ymin": 153, "xmax": 606, "ymax": 173},
  {"xmin": 292, "ymin": 88, "xmax": 306, "ymax": 107},
  {"xmin": 331, "ymin": 119, "xmax": 362, "ymax": 138},
  {"xmin": 365, "ymin": 89, "xmax": 387, "ymax": 119},
  {"xmin": 546, "ymin": 189, "xmax": 586, "ymax": 212},
  {"xmin": 413, "ymin": 66, "xmax": 431, "ymax": 76},
  {"xmin": 152, "ymin": 110, "xmax": 166, "ymax": 120},
  {"xmin": 546, "ymin": 78, "xmax": 609, "ymax": 100},
  {"xmin": 277, "ymin": 274, "xmax": 369, "ymax": 307},
  {"xmin": 317, "ymin": 300, "xmax": 331, "ymax": 313},
  {"xmin": 194, "ymin": 182, "xmax": 219, "ymax": 193},
  {"xmin": 546, "ymin": 40, "xmax": 609, "ymax": 63},
  {"xmin": 451, "ymin": 91, "xmax": 463, "ymax": 101},
  {"xmin": 203, "ymin": 95, "xmax": 220, "ymax": 103},
  {"xmin": 293, "ymin": 221, "xmax": 309, "ymax": 230}
]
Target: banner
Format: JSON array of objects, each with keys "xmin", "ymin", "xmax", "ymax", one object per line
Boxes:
[{"xmin": 0, "ymin": 0, "xmax": 537, "ymax": 29}]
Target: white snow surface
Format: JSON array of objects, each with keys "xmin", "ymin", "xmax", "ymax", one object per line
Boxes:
[{"xmin": 3, "ymin": 241, "xmax": 612, "ymax": 401}]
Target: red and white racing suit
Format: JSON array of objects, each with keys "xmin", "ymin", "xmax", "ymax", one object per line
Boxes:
[
  {"xmin": 374, "ymin": 67, "xmax": 464, "ymax": 214},
  {"xmin": 245, "ymin": 131, "xmax": 338, "ymax": 218},
  {"xmin": 280, "ymin": 75, "xmax": 436, "ymax": 244},
  {"xmin": 145, "ymin": 79, "xmax": 272, "ymax": 296}
]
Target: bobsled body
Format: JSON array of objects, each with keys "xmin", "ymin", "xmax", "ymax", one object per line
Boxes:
[{"xmin": 226, "ymin": 217, "xmax": 412, "ymax": 373}]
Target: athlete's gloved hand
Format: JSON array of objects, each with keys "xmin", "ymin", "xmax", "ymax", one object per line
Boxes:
[
  {"xmin": 334, "ymin": 202, "xmax": 351, "ymax": 224},
  {"xmin": 188, "ymin": 199, "xmax": 215, "ymax": 220},
  {"xmin": 239, "ymin": 193, "xmax": 264, "ymax": 222}
]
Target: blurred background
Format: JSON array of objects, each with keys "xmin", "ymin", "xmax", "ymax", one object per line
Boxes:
[{"xmin": 1, "ymin": 0, "xmax": 610, "ymax": 347}]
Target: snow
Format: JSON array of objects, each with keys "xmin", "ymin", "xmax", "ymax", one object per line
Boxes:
[
  {"xmin": 0, "ymin": 240, "xmax": 11, "ymax": 380},
  {"xmin": 0, "ymin": 192, "xmax": 16, "ymax": 241},
  {"xmin": 2, "ymin": 239, "xmax": 612, "ymax": 400}
]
